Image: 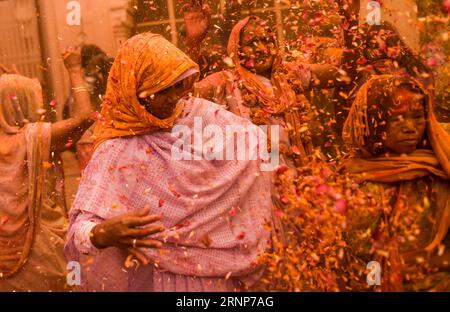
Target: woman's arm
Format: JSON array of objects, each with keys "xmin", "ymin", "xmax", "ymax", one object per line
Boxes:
[
  {"xmin": 285, "ymin": 1, "xmax": 359, "ymax": 90},
  {"xmin": 194, "ymin": 71, "xmax": 229, "ymax": 104},
  {"xmin": 286, "ymin": 61, "xmax": 349, "ymax": 90},
  {"xmin": 183, "ymin": 1, "xmax": 211, "ymax": 63},
  {"xmin": 51, "ymin": 46, "xmax": 94, "ymax": 153},
  {"xmin": 220, "ymin": 0, "xmax": 242, "ymax": 47},
  {"xmin": 0, "ymin": 63, "xmax": 20, "ymax": 75},
  {"xmin": 338, "ymin": 0, "xmax": 362, "ymax": 80}
]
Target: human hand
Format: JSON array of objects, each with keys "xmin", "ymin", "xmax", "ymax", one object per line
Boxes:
[{"xmin": 91, "ymin": 208, "xmax": 165, "ymax": 266}]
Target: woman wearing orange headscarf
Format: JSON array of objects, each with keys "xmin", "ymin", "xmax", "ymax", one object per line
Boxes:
[
  {"xmin": 340, "ymin": 75, "xmax": 450, "ymax": 291},
  {"xmin": 194, "ymin": 16, "xmax": 345, "ymax": 169},
  {"xmin": 0, "ymin": 47, "xmax": 94, "ymax": 291},
  {"xmin": 65, "ymin": 33, "xmax": 272, "ymax": 292},
  {"xmin": 191, "ymin": 16, "xmax": 348, "ymax": 264},
  {"xmin": 335, "ymin": 0, "xmax": 433, "ymax": 135}
]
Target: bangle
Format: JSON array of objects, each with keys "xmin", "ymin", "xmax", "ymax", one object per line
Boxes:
[
  {"xmin": 72, "ymin": 86, "xmax": 88, "ymax": 91},
  {"xmin": 72, "ymin": 86, "xmax": 89, "ymax": 94},
  {"xmin": 90, "ymin": 225, "xmax": 105, "ymax": 249}
]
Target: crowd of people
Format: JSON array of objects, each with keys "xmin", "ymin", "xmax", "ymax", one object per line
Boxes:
[{"xmin": 0, "ymin": 0, "xmax": 449, "ymax": 292}]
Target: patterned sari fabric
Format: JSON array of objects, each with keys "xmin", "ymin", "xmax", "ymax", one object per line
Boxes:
[
  {"xmin": 65, "ymin": 98, "xmax": 272, "ymax": 292},
  {"xmin": 340, "ymin": 75, "xmax": 450, "ymax": 291},
  {"xmin": 0, "ymin": 75, "xmax": 67, "ymax": 291},
  {"xmin": 65, "ymin": 33, "xmax": 272, "ymax": 292}
]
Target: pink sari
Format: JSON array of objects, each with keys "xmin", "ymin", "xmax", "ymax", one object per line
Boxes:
[{"xmin": 65, "ymin": 97, "xmax": 273, "ymax": 292}]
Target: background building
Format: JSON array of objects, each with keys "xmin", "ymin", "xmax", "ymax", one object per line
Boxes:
[
  {"xmin": 0, "ymin": 0, "xmax": 425, "ymax": 117},
  {"xmin": 0, "ymin": 0, "xmax": 426, "ymax": 118}
]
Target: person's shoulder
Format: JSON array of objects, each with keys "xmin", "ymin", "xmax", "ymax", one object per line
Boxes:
[
  {"xmin": 92, "ymin": 136, "xmax": 144, "ymax": 162},
  {"xmin": 95, "ymin": 137, "xmax": 127, "ymax": 151},
  {"xmin": 190, "ymin": 97, "xmax": 255, "ymax": 126},
  {"xmin": 282, "ymin": 60, "xmax": 313, "ymax": 79},
  {"xmin": 202, "ymin": 70, "xmax": 234, "ymax": 83},
  {"xmin": 283, "ymin": 59, "xmax": 310, "ymax": 69},
  {"xmin": 189, "ymin": 96, "xmax": 228, "ymax": 116}
]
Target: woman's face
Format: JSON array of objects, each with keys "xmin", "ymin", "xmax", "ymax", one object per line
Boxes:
[
  {"xmin": 239, "ymin": 21, "xmax": 277, "ymax": 75},
  {"xmin": 382, "ymin": 88, "xmax": 427, "ymax": 155},
  {"xmin": 139, "ymin": 79, "xmax": 192, "ymax": 119}
]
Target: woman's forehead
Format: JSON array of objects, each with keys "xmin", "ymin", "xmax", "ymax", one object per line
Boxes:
[
  {"xmin": 243, "ymin": 21, "xmax": 273, "ymax": 36},
  {"xmin": 391, "ymin": 89, "xmax": 426, "ymax": 113}
]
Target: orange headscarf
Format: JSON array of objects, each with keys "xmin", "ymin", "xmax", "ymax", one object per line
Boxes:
[
  {"xmin": 340, "ymin": 75, "xmax": 450, "ymax": 256},
  {"xmin": 341, "ymin": 75, "xmax": 450, "ymax": 182},
  {"xmin": 227, "ymin": 16, "xmax": 297, "ymax": 114},
  {"xmin": 227, "ymin": 17, "xmax": 312, "ymax": 164},
  {"xmin": 93, "ymin": 33, "xmax": 199, "ymax": 149},
  {"xmin": 0, "ymin": 74, "xmax": 43, "ymax": 134}
]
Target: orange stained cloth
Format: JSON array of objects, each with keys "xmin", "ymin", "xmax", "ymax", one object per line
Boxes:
[
  {"xmin": 341, "ymin": 75, "xmax": 450, "ymax": 257},
  {"xmin": 342, "ymin": 75, "xmax": 450, "ymax": 181},
  {"xmin": 227, "ymin": 17, "xmax": 313, "ymax": 165},
  {"xmin": 227, "ymin": 16, "xmax": 298, "ymax": 115},
  {"xmin": 93, "ymin": 33, "xmax": 199, "ymax": 150}
]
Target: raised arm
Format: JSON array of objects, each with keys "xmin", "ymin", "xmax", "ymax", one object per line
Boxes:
[
  {"xmin": 285, "ymin": 60, "xmax": 351, "ymax": 90},
  {"xmin": 338, "ymin": 0, "xmax": 362, "ymax": 80},
  {"xmin": 338, "ymin": 0, "xmax": 360, "ymax": 43},
  {"xmin": 0, "ymin": 63, "xmax": 20, "ymax": 75},
  {"xmin": 51, "ymin": 46, "xmax": 94, "ymax": 153},
  {"xmin": 183, "ymin": 0, "xmax": 212, "ymax": 63},
  {"xmin": 220, "ymin": 0, "xmax": 243, "ymax": 46}
]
